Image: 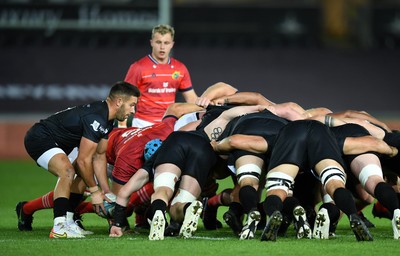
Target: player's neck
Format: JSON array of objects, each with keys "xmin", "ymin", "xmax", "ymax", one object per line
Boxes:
[{"xmin": 105, "ymin": 97, "xmax": 116, "ymax": 121}]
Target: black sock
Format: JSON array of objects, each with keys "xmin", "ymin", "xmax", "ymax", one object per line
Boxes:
[
  {"xmin": 333, "ymin": 187, "xmax": 357, "ymax": 217},
  {"xmin": 374, "ymin": 182, "xmax": 399, "ymax": 213},
  {"xmin": 283, "ymin": 197, "xmax": 300, "ymax": 214},
  {"xmin": 53, "ymin": 197, "xmax": 69, "ymax": 219},
  {"xmin": 150, "ymin": 199, "xmax": 167, "ymax": 219},
  {"xmin": 68, "ymin": 193, "xmax": 83, "ymax": 212},
  {"xmin": 263, "ymin": 195, "xmax": 283, "ymax": 217},
  {"xmin": 229, "ymin": 202, "xmax": 244, "ymax": 217},
  {"xmin": 320, "ymin": 202, "xmax": 340, "ymax": 224},
  {"xmin": 239, "ymin": 185, "xmax": 259, "ymax": 213},
  {"xmin": 183, "ymin": 202, "xmax": 191, "ymax": 215}
]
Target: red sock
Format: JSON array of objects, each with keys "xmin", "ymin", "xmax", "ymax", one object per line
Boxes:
[
  {"xmin": 76, "ymin": 201, "xmax": 95, "ymax": 215},
  {"xmin": 23, "ymin": 190, "xmax": 54, "ymax": 215},
  {"xmin": 208, "ymin": 193, "xmax": 223, "ymax": 207},
  {"xmin": 375, "ymin": 200, "xmax": 389, "ymax": 212},
  {"xmin": 127, "ymin": 182, "xmax": 154, "ymax": 214}
]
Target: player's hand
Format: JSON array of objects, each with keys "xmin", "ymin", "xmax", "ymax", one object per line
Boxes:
[
  {"xmin": 91, "ymin": 190, "xmax": 106, "ymax": 216},
  {"xmin": 210, "ymin": 140, "xmax": 219, "ymax": 152},
  {"xmin": 196, "ymin": 97, "xmax": 211, "ymax": 108},
  {"xmin": 211, "ymin": 98, "xmax": 225, "ymax": 106},
  {"xmin": 109, "ymin": 225, "xmax": 124, "ymax": 237}
]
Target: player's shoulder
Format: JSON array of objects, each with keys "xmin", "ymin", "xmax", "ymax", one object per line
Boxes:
[
  {"xmin": 130, "ymin": 55, "xmax": 152, "ymax": 66},
  {"xmin": 169, "ymin": 57, "xmax": 187, "ymax": 67}
]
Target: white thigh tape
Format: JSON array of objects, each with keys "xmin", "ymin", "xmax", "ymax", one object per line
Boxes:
[
  {"xmin": 358, "ymin": 164, "xmax": 383, "ymax": 187},
  {"xmin": 37, "ymin": 148, "xmax": 65, "ymax": 170},
  {"xmin": 153, "ymin": 172, "xmax": 178, "ymax": 191},
  {"xmin": 171, "ymin": 189, "xmax": 196, "ymax": 205}
]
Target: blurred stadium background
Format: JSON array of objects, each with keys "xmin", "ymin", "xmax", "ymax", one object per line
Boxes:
[{"xmin": 0, "ymin": 0, "xmax": 399, "ymax": 159}]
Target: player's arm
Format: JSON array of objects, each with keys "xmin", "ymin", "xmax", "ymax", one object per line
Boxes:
[
  {"xmin": 110, "ymin": 168, "xmax": 150, "ymax": 238},
  {"xmin": 196, "ymin": 82, "xmax": 238, "ymax": 107},
  {"xmin": 204, "ymin": 105, "xmax": 266, "ymax": 140},
  {"xmin": 333, "ymin": 116, "xmax": 386, "ymax": 139},
  {"xmin": 212, "ymin": 134, "xmax": 269, "ymax": 154},
  {"xmin": 93, "ymin": 138, "xmax": 111, "ymax": 195},
  {"xmin": 343, "ymin": 136, "xmax": 398, "ymax": 157},
  {"xmin": 181, "ymin": 89, "xmax": 199, "ymax": 104},
  {"xmin": 75, "ymin": 137, "xmax": 105, "ymax": 214},
  {"xmin": 163, "ymin": 103, "xmax": 204, "ymax": 119},
  {"xmin": 308, "ymin": 114, "xmax": 347, "ymax": 127},
  {"xmin": 214, "ymin": 91, "xmax": 275, "ymax": 106},
  {"xmin": 115, "ymin": 168, "xmax": 150, "ymax": 207},
  {"xmin": 331, "ymin": 110, "xmax": 392, "ymax": 132}
]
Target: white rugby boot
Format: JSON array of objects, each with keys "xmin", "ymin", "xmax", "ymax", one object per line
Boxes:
[
  {"xmin": 179, "ymin": 200, "xmax": 203, "ymax": 239},
  {"xmin": 313, "ymin": 208, "xmax": 330, "ymax": 239},
  {"xmin": 149, "ymin": 210, "xmax": 166, "ymax": 241}
]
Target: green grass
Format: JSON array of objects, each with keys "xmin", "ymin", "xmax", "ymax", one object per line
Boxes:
[{"xmin": 0, "ymin": 160, "xmax": 398, "ymax": 256}]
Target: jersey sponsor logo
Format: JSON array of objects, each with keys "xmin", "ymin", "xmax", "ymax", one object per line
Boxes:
[
  {"xmin": 90, "ymin": 120, "xmax": 109, "ymax": 134},
  {"xmin": 163, "ymin": 82, "xmax": 168, "ymax": 88},
  {"xmin": 147, "ymin": 88, "xmax": 176, "ymax": 93},
  {"xmin": 172, "ymin": 71, "xmax": 180, "ymax": 79}
]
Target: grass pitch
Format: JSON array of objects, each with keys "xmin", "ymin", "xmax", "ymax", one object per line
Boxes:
[{"xmin": 1, "ymin": 160, "xmax": 398, "ymax": 256}]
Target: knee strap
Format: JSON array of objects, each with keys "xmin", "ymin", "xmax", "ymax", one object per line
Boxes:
[
  {"xmin": 319, "ymin": 166, "xmax": 346, "ymax": 191},
  {"xmin": 236, "ymin": 164, "xmax": 262, "ymax": 183},
  {"xmin": 265, "ymin": 172, "xmax": 294, "ymax": 195}
]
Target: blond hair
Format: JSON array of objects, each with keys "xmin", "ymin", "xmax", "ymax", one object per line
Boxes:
[{"xmin": 152, "ymin": 24, "xmax": 175, "ymax": 40}]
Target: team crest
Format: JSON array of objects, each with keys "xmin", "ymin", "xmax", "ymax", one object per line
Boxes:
[
  {"xmin": 90, "ymin": 120, "xmax": 100, "ymax": 132},
  {"xmin": 172, "ymin": 71, "xmax": 180, "ymax": 79}
]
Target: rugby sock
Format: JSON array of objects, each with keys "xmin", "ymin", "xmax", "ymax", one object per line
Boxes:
[
  {"xmin": 374, "ymin": 182, "xmax": 399, "ymax": 213},
  {"xmin": 229, "ymin": 202, "xmax": 244, "ymax": 218},
  {"xmin": 53, "ymin": 197, "xmax": 69, "ymax": 219},
  {"xmin": 68, "ymin": 193, "xmax": 84, "ymax": 212},
  {"xmin": 208, "ymin": 193, "xmax": 223, "ymax": 207},
  {"xmin": 150, "ymin": 199, "xmax": 167, "ymax": 219},
  {"xmin": 373, "ymin": 200, "xmax": 392, "ymax": 219},
  {"xmin": 207, "ymin": 188, "xmax": 233, "ymax": 207},
  {"xmin": 23, "ymin": 190, "xmax": 54, "ymax": 215},
  {"xmin": 76, "ymin": 201, "xmax": 94, "ymax": 215},
  {"xmin": 332, "ymin": 187, "xmax": 357, "ymax": 216},
  {"xmin": 239, "ymin": 185, "xmax": 259, "ymax": 213},
  {"xmin": 127, "ymin": 183, "xmax": 154, "ymax": 212},
  {"xmin": 282, "ymin": 196, "xmax": 300, "ymax": 222},
  {"xmin": 263, "ymin": 195, "xmax": 283, "ymax": 217},
  {"xmin": 319, "ymin": 202, "xmax": 340, "ymax": 230},
  {"xmin": 183, "ymin": 202, "xmax": 191, "ymax": 215}
]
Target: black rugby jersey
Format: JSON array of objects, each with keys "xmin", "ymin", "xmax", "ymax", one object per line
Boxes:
[{"xmin": 39, "ymin": 101, "xmax": 114, "ymax": 150}]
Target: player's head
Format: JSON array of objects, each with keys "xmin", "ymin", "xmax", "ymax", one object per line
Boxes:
[
  {"xmin": 108, "ymin": 81, "xmax": 141, "ymax": 121},
  {"xmin": 144, "ymin": 138, "xmax": 163, "ymax": 161}
]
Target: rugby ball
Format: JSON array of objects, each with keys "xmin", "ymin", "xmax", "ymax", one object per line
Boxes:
[{"xmin": 99, "ymin": 193, "xmax": 116, "ymax": 219}]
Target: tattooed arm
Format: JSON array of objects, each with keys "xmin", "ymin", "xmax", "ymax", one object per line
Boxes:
[{"xmin": 203, "ymin": 105, "xmax": 266, "ymax": 141}]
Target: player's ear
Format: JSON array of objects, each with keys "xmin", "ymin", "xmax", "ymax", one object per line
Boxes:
[{"xmin": 116, "ymin": 97, "xmax": 123, "ymax": 107}]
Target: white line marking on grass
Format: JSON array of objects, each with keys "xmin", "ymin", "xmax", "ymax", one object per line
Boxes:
[
  {"xmin": 189, "ymin": 236, "xmax": 231, "ymax": 240},
  {"xmin": 126, "ymin": 236, "xmax": 231, "ymax": 241}
]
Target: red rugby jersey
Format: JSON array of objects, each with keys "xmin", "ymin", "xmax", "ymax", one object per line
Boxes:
[
  {"xmin": 125, "ymin": 54, "xmax": 193, "ymax": 123},
  {"xmin": 106, "ymin": 116, "xmax": 176, "ymax": 182}
]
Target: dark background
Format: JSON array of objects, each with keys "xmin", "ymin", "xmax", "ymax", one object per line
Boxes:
[{"xmin": 1, "ymin": 0, "xmax": 399, "ymax": 117}]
